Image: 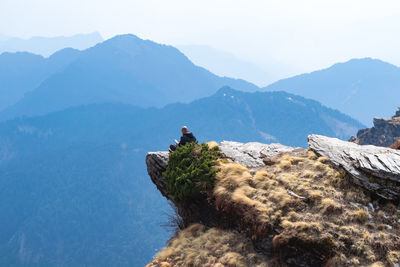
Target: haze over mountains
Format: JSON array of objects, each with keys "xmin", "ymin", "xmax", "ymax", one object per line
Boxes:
[
  {"xmin": 0, "ymin": 34, "xmax": 258, "ymax": 121},
  {"xmin": 177, "ymin": 45, "xmax": 278, "ymax": 86},
  {"xmin": 0, "ymin": 48, "xmax": 81, "ymax": 111},
  {"xmin": 0, "ymin": 86, "xmax": 363, "ymax": 266},
  {"xmin": 0, "ymin": 34, "xmax": 8, "ymax": 41},
  {"xmin": 0, "ymin": 32, "xmax": 103, "ymax": 57},
  {"xmin": 1, "ymin": 33, "xmax": 398, "ymax": 126},
  {"xmin": 0, "ymin": 32, "xmax": 396, "ymax": 266},
  {"xmin": 265, "ymin": 58, "xmax": 400, "ymax": 125}
]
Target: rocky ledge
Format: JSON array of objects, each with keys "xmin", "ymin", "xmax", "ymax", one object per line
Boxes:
[
  {"xmin": 147, "ymin": 136, "xmax": 400, "ymax": 202},
  {"xmin": 146, "ymin": 141, "xmax": 298, "ymax": 202},
  {"xmin": 309, "ymin": 134, "xmax": 400, "ymax": 199},
  {"xmin": 146, "ymin": 136, "xmax": 400, "ymax": 266},
  {"xmin": 146, "ymin": 141, "xmax": 300, "ymax": 227}
]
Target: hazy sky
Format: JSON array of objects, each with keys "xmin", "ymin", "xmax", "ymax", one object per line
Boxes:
[{"xmin": 2, "ymin": 0, "xmax": 400, "ymax": 75}]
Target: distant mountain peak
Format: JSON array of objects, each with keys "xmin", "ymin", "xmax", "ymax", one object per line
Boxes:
[
  {"xmin": 93, "ymin": 33, "xmax": 180, "ymax": 59},
  {"xmin": 265, "ymin": 57, "xmax": 400, "ymax": 125},
  {"xmin": 106, "ymin": 33, "xmax": 142, "ymax": 43},
  {"xmin": 102, "ymin": 33, "xmax": 168, "ymax": 48},
  {"xmin": 329, "ymin": 57, "xmax": 398, "ymax": 71}
]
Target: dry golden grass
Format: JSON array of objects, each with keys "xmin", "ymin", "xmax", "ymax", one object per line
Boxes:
[
  {"xmin": 147, "ymin": 224, "xmax": 268, "ymax": 267},
  {"xmin": 150, "ymin": 149, "xmax": 400, "ymax": 266},
  {"xmin": 211, "ymin": 150, "xmax": 400, "ymax": 266},
  {"xmin": 352, "ymin": 208, "xmax": 369, "ymax": 223},
  {"xmin": 206, "ymin": 141, "xmax": 219, "ymax": 150},
  {"xmin": 387, "ymin": 251, "xmax": 400, "ymax": 266}
]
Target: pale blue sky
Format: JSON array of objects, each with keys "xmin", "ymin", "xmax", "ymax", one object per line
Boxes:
[{"xmin": 1, "ymin": 0, "xmax": 400, "ymax": 74}]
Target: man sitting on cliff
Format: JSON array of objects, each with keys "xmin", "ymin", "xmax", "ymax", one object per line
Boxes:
[{"xmin": 169, "ymin": 126, "xmax": 197, "ymax": 152}]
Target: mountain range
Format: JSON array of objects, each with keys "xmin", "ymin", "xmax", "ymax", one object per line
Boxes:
[
  {"xmin": 264, "ymin": 58, "xmax": 400, "ymax": 125},
  {"xmin": 0, "ymin": 32, "xmax": 103, "ymax": 57},
  {"xmin": 0, "ymin": 86, "xmax": 363, "ymax": 266},
  {"xmin": 1, "ymin": 34, "xmax": 398, "ymax": 127},
  {"xmin": 1, "ymin": 32, "xmax": 395, "ymax": 266},
  {"xmin": 0, "ymin": 48, "xmax": 81, "ymax": 111},
  {"xmin": 0, "ymin": 34, "xmax": 258, "ymax": 121}
]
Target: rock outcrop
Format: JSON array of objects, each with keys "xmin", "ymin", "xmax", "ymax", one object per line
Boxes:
[
  {"xmin": 309, "ymin": 134, "xmax": 400, "ymax": 199},
  {"xmin": 147, "ymin": 137, "xmax": 400, "ymax": 201},
  {"xmin": 146, "ymin": 141, "xmax": 299, "ymax": 225},
  {"xmin": 146, "ymin": 138, "xmax": 400, "ymax": 266},
  {"xmin": 146, "ymin": 141, "xmax": 298, "ymax": 200},
  {"xmin": 354, "ymin": 108, "xmax": 400, "ymax": 147}
]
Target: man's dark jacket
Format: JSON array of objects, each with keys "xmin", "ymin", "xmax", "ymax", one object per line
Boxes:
[{"xmin": 179, "ymin": 132, "xmax": 197, "ymax": 146}]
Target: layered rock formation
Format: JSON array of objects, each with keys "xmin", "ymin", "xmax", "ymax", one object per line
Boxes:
[
  {"xmin": 309, "ymin": 134, "xmax": 400, "ymax": 200},
  {"xmin": 146, "ymin": 138, "xmax": 400, "ymax": 266},
  {"xmin": 354, "ymin": 108, "xmax": 400, "ymax": 147}
]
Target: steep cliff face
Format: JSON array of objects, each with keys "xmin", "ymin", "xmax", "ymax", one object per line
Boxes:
[
  {"xmin": 146, "ymin": 137, "xmax": 400, "ymax": 266},
  {"xmin": 355, "ymin": 108, "xmax": 400, "ymax": 147}
]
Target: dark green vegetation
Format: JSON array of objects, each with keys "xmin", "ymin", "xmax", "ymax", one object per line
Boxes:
[
  {"xmin": 0, "ymin": 87, "xmax": 363, "ymax": 266},
  {"xmin": 0, "ymin": 34, "xmax": 257, "ymax": 121},
  {"xmin": 164, "ymin": 143, "xmax": 220, "ymax": 201},
  {"xmin": 264, "ymin": 58, "xmax": 400, "ymax": 125}
]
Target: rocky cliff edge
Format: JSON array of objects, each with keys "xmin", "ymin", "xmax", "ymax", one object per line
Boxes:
[{"xmin": 146, "ymin": 136, "xmax": 400, "ymax": 266}]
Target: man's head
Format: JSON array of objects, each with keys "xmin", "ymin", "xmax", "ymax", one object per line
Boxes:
[{"xmin": 181, "ymin": 126, "xmax": 188, "ymax": 134}]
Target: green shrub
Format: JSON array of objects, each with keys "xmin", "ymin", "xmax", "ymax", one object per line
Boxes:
[{"xmin": 164, "ymin": 142, "xmax": 220, "ymax": 201}]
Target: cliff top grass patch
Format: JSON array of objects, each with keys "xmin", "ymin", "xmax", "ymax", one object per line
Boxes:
[
  {"xmin": 213, "ymin": 150, "xmax": 400, "ymax": 266},
  {"xmin": 151, "ymin": 146, "xmax": 400, "ymax": 266},
  {"xmin": 164, "ymin": 142, "xmax": 220, "ymax": 201},
  {"xmin": 147, "ymin": 223, "xmax": 268, "ymax": 267}
]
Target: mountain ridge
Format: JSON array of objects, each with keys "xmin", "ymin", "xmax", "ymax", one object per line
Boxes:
[
  {"xmin": 0, "ymin": 32, "xmax": 103, "ymax": 57},
  {"xmin": 0, "ymin": 48, "xmax": 82, "ymax": 111},
  {"xmin": 0, "ymin": 34, "xmax": 259, "ymax": 121},
  {"xmin": 0, "ymin": 85, "xmax": 364, "ymax": 266},
  {"xmin": 264, "ymin": 57, "xmax": 400, "ymax": 125}
]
